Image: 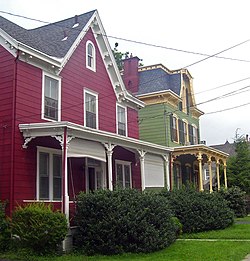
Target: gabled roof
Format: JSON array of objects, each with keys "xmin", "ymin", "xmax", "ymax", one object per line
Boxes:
[
  {"xmin": 0, "ymin": 10, "xmax": 95, "ymax": 58},
  {"xmin": 137, "ymin": 64, "xmax": 182, "ymax": 96},
  {"xmin": 0, "ymin": 10, "xmax": 144, "ymax": 109}
]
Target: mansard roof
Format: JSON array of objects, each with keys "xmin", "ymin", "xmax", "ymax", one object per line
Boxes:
[{"xmin": 137, "ymin": 64, "xmax": 184, "ymax": 96}]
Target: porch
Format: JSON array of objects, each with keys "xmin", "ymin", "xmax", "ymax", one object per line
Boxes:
[
  {"xmin": 19, "ymin": 121, "xmax": 172, "ymax": 223},
  {"xmin": 171, "ymin": 144, "xmax": 229, "ymax": 192}
]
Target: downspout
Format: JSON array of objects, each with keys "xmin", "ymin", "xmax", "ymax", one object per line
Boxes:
[{"xmin": 10, "ymin": 49, "xmax": 19, "ymax": 216}]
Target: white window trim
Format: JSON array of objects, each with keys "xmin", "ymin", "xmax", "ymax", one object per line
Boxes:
[
  {"xmin": 41, "ymin": 71, "xmax": 61, "ymax": 122},
  {"xmin": 86, "ymin": 40, "xmax": 96, "ymax": 72},
  {"xmin": 36, "ymin": 146, "xmax": 62, "ymax": 201},
  {"xmin": 116, "ymin": 103, "xmax": 128, "ymax": 136},
  {"xmin": 192, "ymin": 124, "xmax": 198, "ymax": 144},
  {"xmin": 84, "ymin": 89, "xmax": 99, "ymax": 129},
  {"xmin": 172, "ymin": 113, "xmax": 179, "ymax": 143},
  {"xmin": 115, "ymin": 160, "xmax": 132, "ymax": 188}
]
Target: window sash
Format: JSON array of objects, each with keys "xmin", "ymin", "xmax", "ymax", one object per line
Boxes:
[
  {"xmin": 85, "ymin": 92, "xmax": 97, "ymax": 129},
  {"xmin": 117, "ymin": 106, "xmax": 126, "ymax": 136},
  {"xmin": 116, "ymin": 162, "xmax": 131, "ymax": 188},
  {"xmin": 38, "ymin": 151, "xmax": 62, "ymax": 200},
  {"xmin": 44, "ymin": 75, "xmax": 59, "ymax": 121}
]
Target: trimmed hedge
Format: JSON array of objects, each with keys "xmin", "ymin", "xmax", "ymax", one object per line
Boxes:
[
  {"xmin": 160, "ymin": 187, "xmax": 234, "ymax": 233},
  {"xmin": 75, "ymin": 189, "xmax": 179, "ymax": 255},
  {"xmin": 0, "ymin": 201, "xmax": 11, "ymax": 252},
  {"xmin": 218, "ymin": 186, "xmax": 247, "ymax": 217},
  {"xmin": 11, "ymin": 203, "xmax": 68, "ymax": 254}
]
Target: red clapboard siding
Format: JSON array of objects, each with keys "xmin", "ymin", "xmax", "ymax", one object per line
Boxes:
[
  {"xmin": 60, "ymin": 29, "xmax": 117, "ymax": 133},
  {"xmin": 127, "ymin": 107, "xmax": 139, "ymax": 139},
  {"xmin": 0, "ymin": 46, "xmax": 14, "ymax": 200}
]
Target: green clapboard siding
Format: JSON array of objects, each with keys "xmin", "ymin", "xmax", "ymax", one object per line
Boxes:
[{"xmin": 139, "ymin": 103, "xmax": 200, "ymax": 147}]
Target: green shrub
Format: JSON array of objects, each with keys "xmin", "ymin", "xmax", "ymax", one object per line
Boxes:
[
  {"xmin": 75, "ymin": 189, "xmax": 178, "ymax": 255},
  {"xmin": 160, "ymin": 187, "xmax": 234, "ymax": 233},
  {"xmin": 11, "ymin": 203, "xmax": 68, "ymax": 254},
  {"xmin": 0, "ymin": 201, "xmax": 11, "ymax": 252},
  {"xmin": 218, "ymin": 186, "xmax": 247, "ymax": 217}
]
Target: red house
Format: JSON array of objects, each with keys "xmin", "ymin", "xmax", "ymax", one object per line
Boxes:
[{"xmin": 0, "ymin": 10, "xmax": 171, "ymax": 222}]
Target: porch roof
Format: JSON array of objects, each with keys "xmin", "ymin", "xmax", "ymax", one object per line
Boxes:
[
  {"xmin": 19, "ymin": 121, "xmax": 173, "ymax": 156},
  {"xmin": 172, "ymin": 144, "xmax": 229, "ymax": 162}
]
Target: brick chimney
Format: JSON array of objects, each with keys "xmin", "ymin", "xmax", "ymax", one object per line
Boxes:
[{"xmin": 122, "ymin": 54, "xmax": 140, "ymax": 94}]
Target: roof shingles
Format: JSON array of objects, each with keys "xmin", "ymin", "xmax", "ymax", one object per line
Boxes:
[{"xmin": 0, "ymin": 10, "xmax": 95, "ymax": 58}]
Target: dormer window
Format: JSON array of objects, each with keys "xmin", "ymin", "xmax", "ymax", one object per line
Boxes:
[{"xmin": 86, "ymin": 40, "xmax": 96, "ymax": 71}]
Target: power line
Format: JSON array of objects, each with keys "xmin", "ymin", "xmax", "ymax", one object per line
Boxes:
[
  {"xmin": 205, "ymin": 102, "xmax": 250, "ymax": 115},
  {"xmin": 1, "ymin": 10, "xmax": 250, "ymax": 64}
]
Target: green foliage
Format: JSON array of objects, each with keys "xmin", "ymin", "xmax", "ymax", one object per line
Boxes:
[
  {"xmin": 227, "ymin": 137, "xmax": 250, "ymax": 194},
  {"xmin": 218, "ymin": 186, "xmax": 247, "ymax": 217},
  {"xmin": 75, "ymin": 189, "xmax": 178, "ymax": 255},
  {"xmin": 0, "ymin": 201, "xmax": 11, "ymax": 252},
  {"xmin": 160, "ymin": 187, "xmax": 234, "ymax": 233},
  {"xmin": 11, "ymin": 203, "xmax": 68, "ymax": 255},
  {"xmin": 112, "ymin": 44, "xmax": 129, "ymax": 70}
]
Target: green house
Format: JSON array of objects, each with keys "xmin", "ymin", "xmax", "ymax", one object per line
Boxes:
[{"xmin": 122, "ymin": 56, "xmax": 228, "ymax": 191}]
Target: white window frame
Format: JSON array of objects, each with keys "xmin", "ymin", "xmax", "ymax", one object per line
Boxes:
[
  {"xmin": 41, "ymin": 71, "xmax": 61, "ymax": 122},
  {"xmin": 192, "ymin": 124, "xmax": 198, "ymax": 145},
  {"xmin": 115, "ymin": 160, "xmax": 132, "ymax": 188},
  {"xmin": 86, "ymin": 40, "xmax": 96, "ymax": 72},
  {"xmin": 116, "ymin": 104, "xmax": 127, "ymax": 136},
  {"xmin": 84, "ymin": 89, "xmax": 99, "ymax": 129},
  {"xmin": 171, "ymin": 114, "xmax": 179, "ymax": 143},
  {"xmin": 36, "ymin": 146, "xmax": 62, "ymax": 201}
]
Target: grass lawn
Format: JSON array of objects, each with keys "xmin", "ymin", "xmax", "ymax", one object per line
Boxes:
[{"xmin": 1, "ymin": 216, "xmax": 250, "ymax": 261}]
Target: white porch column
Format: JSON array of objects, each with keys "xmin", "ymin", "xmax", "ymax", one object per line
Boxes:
[
  {"xmin": 163, "ymin": 154, "xmax": 170, "ymax": 190},
  {"xmin": 216, "ymin": 160, "xmax": 221, "ymax": 191},
  {"xmin": 137, "ymin": 149, "xmax": 147, "ymax": 191},
  {"xmin": 224, "ymin": 162, "xmax": 228, "ymax": 188},
  {"xmin": 208, "ymin": 157, "xmax": 213, "ymax": 193},
  {"xmin": 197, "ymin": 152, "xmax": 204, "ymax": 192},
  {"xmin": 54, "ymin": 129, "xmax": 73, "ymax": 225},
  {"xmin": 104, "ymin": 143, "xmax": 116, "ymax": 191}
]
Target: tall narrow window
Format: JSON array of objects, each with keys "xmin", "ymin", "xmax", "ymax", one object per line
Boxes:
[
  {"xmin": 170, "ymin": 114, "xmax": 178, "ymax": 142},
  {"xmin": 86, "ymin": 40, "xmax": 96, "ymax": 71},
  {"xmin": 84, "ymin": 90, "xmax": 98, "ymax": 129},
  {"xmin": 42, "ymin": 73, "xmax": 61, "ymax": 121},
  {"xmin": 183, "ymin": 121, "xmax": 188, "ymax": 144},
  {"xmin": 117, "ymin": 105, "xmax": 127, "ymax": 136},
  {"xmin": 178, "ymin": 119, "xmax": 185, "ymax": 145},
  {"xmin": 38, "ymin": 148, "xmax": 62, "ymax": 200},
  {"xmin": 115, "ymin": 161, "xmax": 131, "ymax": 188}
]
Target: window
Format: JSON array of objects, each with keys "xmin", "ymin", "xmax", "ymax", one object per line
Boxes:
[
  {"xmin": 37, "ymin": 148, "xmax": 62, "ymax": 200},
  {"xmin": 178, "ymin": 119, "xmax": 185, "ymax": 145},
  {"xmin": 86, "ymin": 40, "xmax": 96, "ymax": 71},
  {"xmin": 117, "ymin": 105, "xmax": 127, "ymax": 136},
  {"xmin": 42, "ymin": 73, "xmax": 61, "ymax": 121},
  {"xmin": 115, "ymin": 161, "xmax": 131, "ymax": 188},
  {"xmin": 84, "ymin": 90, "xmax": 98, "ymax": 129},
  {"xmin": 183, "ymin": 121, "xmax": 188, "ymax": 144},
  {"xmin": 188, "ymin": 124, "xmax": 198, "ymax": 145},
  {"xmin": 170, "ymin": 114, "xmax": 178, "ymax": 142}
]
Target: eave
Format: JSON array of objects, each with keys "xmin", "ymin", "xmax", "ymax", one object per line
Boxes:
[
  {"xmin": 19, "ymin": 121, "xmax": 173, "ymax": 156},
  {"xmin": 172, "ymin": 144, "xmax": 229, "ymax": 162}
]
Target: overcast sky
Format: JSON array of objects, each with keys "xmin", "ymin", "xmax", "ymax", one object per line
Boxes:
[{"xmin": 1, "ymin": 0, "xmax": 250, "ymax": 145}]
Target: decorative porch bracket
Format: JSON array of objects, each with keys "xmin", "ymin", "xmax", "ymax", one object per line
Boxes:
[
  {"xmin": 103, "ymin": 142, "xmax": 116, "ymax": 191},
  {"xmin": 22, "ymin": 136, "xmax": 35, "ymax": 149},
  {"xmin": 137, "ymin": 149, "xmax": 147, "ymax": 191}
]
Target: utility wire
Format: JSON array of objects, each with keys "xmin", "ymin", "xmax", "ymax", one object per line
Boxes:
[
  {"xmin": 1, "ymin": 10, "xmax": 250, "ymax": 64},
  {"xmin": 205, "ymin": 102, "xmax": 250, "ymax": 115}
]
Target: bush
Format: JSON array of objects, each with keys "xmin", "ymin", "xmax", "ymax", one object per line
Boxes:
[
  {"xmin": 75, "ymin": 189, "xmax": 178, "ymax": 255},
  {"xmin": 160, "ymin": 187, "xmax": 234, "ymax": 233},
  {"xmin": 0, "ymin": 201, "xmax": 11, "ymax": 252},
  {"xmin": 218, "ymin": 186, "xmax": 247, "ymax": 217},
  {"xmin": 11, "ymin": 203, "xmax": 68, "ymax": 254}
]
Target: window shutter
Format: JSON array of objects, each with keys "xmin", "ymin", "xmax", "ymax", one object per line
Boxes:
[
  {"xmin": 170, "ymin": 114, "xmax": 173, "ymax": 141},
  {"xmin": 178, "ymin": 119, "xmax": 185, "ymax": 145}
]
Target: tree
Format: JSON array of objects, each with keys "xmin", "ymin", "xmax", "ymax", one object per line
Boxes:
[
  {"xmin": 112, "ymin": 43, "xmax": 129, "ymax": 70},
  {"xmin": 227, "ymin": 136, "xmax": 250, "ymax": 194},
  {"xmin": 112, "ymin": 43, "xmax": 143, "ymax": 71}
]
